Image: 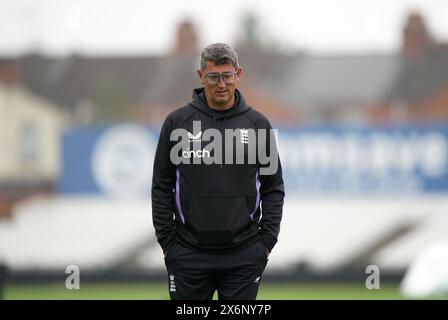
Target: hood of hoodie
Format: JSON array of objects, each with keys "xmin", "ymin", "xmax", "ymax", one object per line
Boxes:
[{"xmin": 188, "ymin": 87, "xmax": 251, "ymax": 120}]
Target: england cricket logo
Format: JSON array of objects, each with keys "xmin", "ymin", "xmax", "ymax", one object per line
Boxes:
[
  {"xmin": 240, "ymin": 129, "xmax": 249, "ymax": 144},
  {"xmin": 169, "ymin": 274, "xmax": 176, "ymax": 292}
]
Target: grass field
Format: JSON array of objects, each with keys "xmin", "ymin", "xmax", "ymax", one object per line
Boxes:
[{"xmin": 5, "ymin": 282, "xmax": 446, "ymax": 300}]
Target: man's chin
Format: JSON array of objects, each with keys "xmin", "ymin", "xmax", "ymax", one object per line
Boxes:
[
  {"xmin": 213, "ymin": 96, "xmax": 230, "ymax": 104},
  {"xmin": 214, "ymin": 93, "xmax": 228, "ymax": 99}
]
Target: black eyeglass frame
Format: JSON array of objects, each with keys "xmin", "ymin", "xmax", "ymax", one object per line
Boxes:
[{"xmin": 204, "ymin": 71, "xmax": 238, "ymax": 84}]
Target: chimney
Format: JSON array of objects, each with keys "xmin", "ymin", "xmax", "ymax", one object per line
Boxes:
[
  {"xmin": 0, "ymin": 61, "xmax": 21, "ymax": 86},
  {"xmin": 174, "ymin": 19, "xmax": 198, "ymax": 55},
  {"xmin": 401, "ymin": 11, "xmax": 433, "ymax": 61}
]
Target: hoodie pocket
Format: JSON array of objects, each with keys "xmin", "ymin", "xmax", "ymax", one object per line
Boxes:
[{"xmin": 188, "ymin": 196, "xmax": 252, "ymax": 245}]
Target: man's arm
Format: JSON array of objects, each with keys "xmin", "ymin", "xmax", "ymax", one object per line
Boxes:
[
  {"xmin": 152, "ymin": 116, "xmax": 177, "ymax": 253},
  {"xmin": 258, "ymin": 121, "xmax": 285, "ymax": 254}
]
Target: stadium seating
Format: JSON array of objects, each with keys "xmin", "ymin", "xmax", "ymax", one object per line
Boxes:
[
  {"xmin": 0, "ymin": 195, "xmax": 446, "ymax": 274},
  {"xmin": 373, "ymin": 204, "xmax": 448, "ymax": 270},
  {"xmin": 0, "ymin": 196, "xmax": 155, "ymax": 271}
]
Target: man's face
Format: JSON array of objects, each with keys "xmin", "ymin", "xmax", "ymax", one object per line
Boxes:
[{"xmin": 197, "ymin": 61, "xmax": 242, "ymax": 109}]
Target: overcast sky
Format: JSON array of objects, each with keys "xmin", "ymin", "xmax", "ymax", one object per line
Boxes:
[{"xmin": 1, "ymin": 0, "xmax": 447, "ymax": 56}]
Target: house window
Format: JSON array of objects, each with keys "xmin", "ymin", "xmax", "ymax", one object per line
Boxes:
[{"xmin": 19, "ymin": 122, "xmax": 40, "ymax": 164}]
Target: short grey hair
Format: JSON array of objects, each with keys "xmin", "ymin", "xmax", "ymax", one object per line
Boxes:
[{"xmin": 199, "ymin": 43, "xmax": 239, "ymax": 70}]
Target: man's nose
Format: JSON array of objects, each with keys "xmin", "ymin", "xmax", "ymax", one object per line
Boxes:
[{"xmin": 217, "ymin": 76, "xmax": 226, "ymax": 87}]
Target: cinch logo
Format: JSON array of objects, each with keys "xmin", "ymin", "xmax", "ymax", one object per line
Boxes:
[
  {"xmin": 187, "ymin": 131, "xmax": 202, "ymax": 142},
  {"xmin": 182, "ymin": 149, "xmax": 211, "ymax": 158}
]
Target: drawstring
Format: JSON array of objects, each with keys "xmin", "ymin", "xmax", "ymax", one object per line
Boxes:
[
  {"xmin": 212, "ymin": 114, "xmax": 227, "ymax": 169},
  {"xmin": 212, "ymin": 114, "xmax": 222, "ymax": 168},
  {"xmin": 220, "ymin": 118, "xmax": 227, "ymax": 168}
]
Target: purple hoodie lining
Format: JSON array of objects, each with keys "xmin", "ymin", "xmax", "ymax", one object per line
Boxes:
[
  {"xmin": 249, "ymin": 170, "xmax": 261, "ymax": 220},
  {"xmin": 175, "ymin": 168, "xmax": 186, "ymax": 224}
]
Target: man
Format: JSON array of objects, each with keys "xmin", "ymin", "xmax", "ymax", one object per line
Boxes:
[{"xmin": 152, "ymin": 43, "xmax": 285, "ymax": 300}]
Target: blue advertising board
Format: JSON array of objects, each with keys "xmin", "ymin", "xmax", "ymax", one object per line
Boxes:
[
  {"xmin": 278, "ymin": 125, "xmax": 448, "ymax": 196},
  {"xmin": 60, "ymin": 123, "xmax": 158, "ymax": 198},
  {"xmin": 60, "ymin": 123, "xmax": 448, "ymax": 197}
]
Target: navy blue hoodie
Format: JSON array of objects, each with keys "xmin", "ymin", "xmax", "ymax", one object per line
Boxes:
[{"xmin": 151, "ymin": 88, "xmax": 285, "ymax": 254}]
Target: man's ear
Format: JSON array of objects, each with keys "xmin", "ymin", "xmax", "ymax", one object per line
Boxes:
[
  {"xmin": 236, "ymin": 66, "xmax": 243, "ymax": 84},
  {"xmin": 196, "ymin": 69, "xmax": 205, "ymax": 86}
]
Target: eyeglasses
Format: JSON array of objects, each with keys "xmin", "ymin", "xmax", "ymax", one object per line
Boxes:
[{"xmin": 204, "ymin": 71, "xmax": 237, "ymax": 85}]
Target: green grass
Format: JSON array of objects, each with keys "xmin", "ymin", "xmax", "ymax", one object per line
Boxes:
[{"xmin": 5, "ymin": 282, "xmax": 440, "ymax": 300}]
